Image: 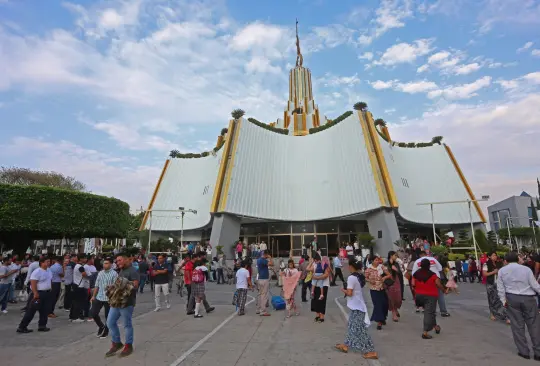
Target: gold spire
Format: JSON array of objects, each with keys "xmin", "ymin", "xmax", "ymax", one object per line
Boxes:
[{"xmin": 295, "ymin": 19, "xmax": 303, "ymax": 67}]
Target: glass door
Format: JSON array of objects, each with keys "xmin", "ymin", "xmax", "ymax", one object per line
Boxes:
[{"xmin": 292, "ymin": 236, "xmax": 303, "ymax": 257}]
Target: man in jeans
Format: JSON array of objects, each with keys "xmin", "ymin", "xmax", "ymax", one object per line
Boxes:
[
  {"xmin": 256, "ymin": 250, "xmax": 273, "ymax": 316},
  {"xmin": 137, "ymin": 257, "xmax": 149, "ymax": 293},
  {"xmin": 91, "ymin": 258, "xmax": 117, "ymax": 338},
  {"xmin": 106, "ymin": 254, "xmax": 140, "ymax": 358}
]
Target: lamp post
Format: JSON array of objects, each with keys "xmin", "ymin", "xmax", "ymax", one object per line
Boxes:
[
  {"xmin": 179, "ymin": 207, "xmax": 198, "ymax": 248},
  {"xmin": 417, "ymin": 195, "xmax": 489, "ymax": 261}
]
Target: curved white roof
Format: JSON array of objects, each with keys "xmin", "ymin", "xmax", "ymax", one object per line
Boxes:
[
  {"xmin": 221, "ymin": 115, "xmax": 383, "ymax": 221},
  {"xmin": 144, "ymin": 149, "xmax": 224, "ymax": 231},
  {"xmin": 379, "ymin": 136, "xmax": 482, "ymax": 224}
]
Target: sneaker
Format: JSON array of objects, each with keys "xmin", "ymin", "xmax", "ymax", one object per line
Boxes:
[
  {"xmin": 97, "ymin": 326, "xmax": 105, "ymax": 337},
  {"xmin": 154, "ymin": 308, "xmax": 161, "ymax": 312},
  {"xmin": 186, "ymin": 311, "xmax": 195, "ymax": 315},
  {"xmin": 72, "ymin": 319, "xmax": 85, "ymax": 323},
  {"xmin": 100, "ymin": 328, "xmax": 109, "ymax": 339},
  {"xmin": 2, "ymin": 310, "xmax": 8, "ymax": 314},
  {"xmin": 16, "ymin": 328, "xmax": 33, "ymax": 333},
  {"xmin": 64, "ymin": 309, "xmax": 70, "ymax": 312},
  {"xmin": 105, "ymin": 342, "xmax": 124, "ymax": 357},
  {"xmin": 194, "ymin": 314, "xmax": 203, "ymax": 318},
  {"xmin": 206, "ymin": 307, "xmax": 215, "ymax": 314},
  {"xmin": 86, "ymin": 318, "xmax": 94, "ymax": 322},
  {"xmin": 119, "ymin": 344, "xmax": 133, "ymax": 357},
  {"xmin": 38, "ymin": 327, "xmax": 51, "ymax": 332},
  {"xmin": 166, "ymin": 303, "xmax": 171, "ymax": 309},
  {"xmin": 441, "ymin": 312, "xmax": 451, "ymax": 317}
]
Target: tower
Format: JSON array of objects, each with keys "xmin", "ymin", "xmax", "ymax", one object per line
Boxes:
[{"xmin": 275, "ymin": 20, "xmax": 324, "ymax": 135}]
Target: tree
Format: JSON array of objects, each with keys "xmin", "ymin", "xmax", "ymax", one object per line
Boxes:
[
  {"xmin": 531, "ymin": 198, "xmax": 539, "ymax": 222},
  {"xmin": 357, "ymin": 232, "xmax": 374, "ymax": 249},
  {"xmin": 231, "ymin": 109, "xmax": 245, "ymax": 120},
  {"xmin": 536, "ymin": 197, "xmax": 540, "ymax": 210},
  {"xmin": 0, "ymin": 167, "xmax": 86, "ymax": 191},
  {"xmin": 431, "ymin": 136, "xmax": 443, "ymax": 145},
  {"xmin": 374, "ymin": 118, "xmax": 386, "ymax": 127},
  {"xmin": 474, "ymin": 229, "xmax": 490, "ymax": 252},
  {"xmin": 0, "ymin": 184, "xmax": 130, "ymax": 253},
  {"xmin": 498, "ymin": 227, "xmax": 537, "ymax": 250},
  {"xmin": 457, "ymin": 229, "xmax": 470, "ymax": 246},
  {"xmin": 486, "ymin": 230, "xmax": 497, "ymax": 250},
  {"xmin": 169, "ymin": 149, "xmax": 179, "ymax": 158},
  {"xmin": 353, "ymin": 102, "xmax": 368, "ymax": 111}
]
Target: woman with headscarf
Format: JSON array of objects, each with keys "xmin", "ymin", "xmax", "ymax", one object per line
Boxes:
[
  {"xmin": 364, "ymin": 254, "xmax": 392, "ymax": 330},
  {"xmin": 412, "ymin": 258, "xmax": 448, "ymax": 339},
  {"xmin": 385, "ymin": 251, "xmax": 403, "ymax": 322},
  {"xmin": 309, "ymin": 254, "xmax": 330, "ymax": 323},
  {"xmin": 335, "ymin": 260, "xmax": 378, "ymax": 360}
]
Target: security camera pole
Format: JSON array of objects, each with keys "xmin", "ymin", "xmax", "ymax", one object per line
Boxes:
[{"xmin": 179, "ymin": 207, "xmax": 197, "ymax": 248}]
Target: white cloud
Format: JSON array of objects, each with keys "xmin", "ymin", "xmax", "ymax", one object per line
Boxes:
[
  {"xmin": 478, "ymin": 0, "xmax": 540, "ymax": 34},
  {"xmin": 372, "ymin": 38, "xmax": 433, "ymax": 66},
  {"xmin": 417, "ymin": 49, "xmax": 486, "ymax": 75},
  {"xmin": 496, "ymin": 71, "xmax": 540, "ymax": 93},
  {"xmin": 427, "ymin": 51, "xmax": 450, "ymax": 63},
  {"xmin": 523, "ymin": 71, "xmax": 540, "ymax": 83},
  {"xmin": 357, "ymin": 34, "xmax": 373, "ymax": 45},
  {"xmin": 395, "ymin": 80, "xmax": 438, "ymax": 93},
  {"xmin": 517, "ymin": 41, "xmax": 533, "ymax": 53},
  {"xmin": 358, "ymin": 52, "xmax": 374, "ymax": 61},
  {"xmin": 427, "ymin": 76, "xmax": 491, "ymax": 100},
  {"xmin": 532, "ymin": 49, "xmax": 540, "ymax": 57},
  {"xmin": 384, "ymin": 108, "xmax": 396, "ymax": 114},
  {"xmin": 319, "ymin": 73, "xmax": 361, "ymax": 87},
  {"xmin": 357, "ymin": 0, "xmax": 413, "ymax": 46},
  {"xmin": 369, "ymin": 80, "xmax": 396, "ymax": 90},
  {"xmin": 306, "ymin": 24, "xmax": 356, "ymax": 52},
  {"xmin": 453, "ymin": 62, "xmax": 481, "ymax": 75}
]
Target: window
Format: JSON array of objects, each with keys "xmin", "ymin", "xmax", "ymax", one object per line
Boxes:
[
  {"xmin": 202, "ymin": 185, "xmax": 210, "ymax": 195},
  {"xmin": 292, "ymin": 222, "xmax": 314, "ymax": 233},
  {"xmin": 401, "ymin": 178, "xmax": 409, "ymax": 188},
  {"xmin": 315, "ymin": 221, "xmax": 338, "ymax": 233}
]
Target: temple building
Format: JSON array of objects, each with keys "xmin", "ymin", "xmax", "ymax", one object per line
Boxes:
[{"xmin": 139, "ymin": 22, "xmax": 486, "ymax": 257}]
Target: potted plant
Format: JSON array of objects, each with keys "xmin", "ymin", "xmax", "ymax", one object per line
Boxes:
[{"xmin": 216, "ymin": 245, "xmax": 224, "ymax": 257}]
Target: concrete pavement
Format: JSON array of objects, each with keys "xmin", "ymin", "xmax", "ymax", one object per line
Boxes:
[{"xmin": 0, "ymin": 279, "xmax": 535, "ymax": 366}]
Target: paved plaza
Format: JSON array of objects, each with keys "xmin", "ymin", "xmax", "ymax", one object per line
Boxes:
[{"xmin": 0, "ymin": 279, "xmax": 534, "ymax": 366}]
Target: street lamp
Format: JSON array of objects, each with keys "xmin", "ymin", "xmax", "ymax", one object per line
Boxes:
[
  {"xmin": 179, "ymin": 207, "xmax": 197, "ymax": 248},
  {"xmin": 417, "ymin": 196, "xmax": 489, "ymax": 261}
]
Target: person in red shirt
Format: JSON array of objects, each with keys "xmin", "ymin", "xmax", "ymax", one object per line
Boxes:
[
  {"xmin": 412, "ymin": 259, "xmax": 448, "ymax": 339},
  {"xmin": 180, "ymin": 254, "xmax": 194, "ymax": 304}
]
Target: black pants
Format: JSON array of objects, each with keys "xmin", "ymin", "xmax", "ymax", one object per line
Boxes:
[
  {"xmin": 469, "ymin": 271, "xmax": 476, "ymax": 283},
  {"xmin": 301, "ymin": 280, "xmax": 312, "ymax": 302},
  {"xmin": 64, "ymin": 283, "xmax": 73, "ymax": 309},
  {"xmin": 19, "ymin": 290, "xmax": 51, "ymax": 330},
  {"xmin": 331, "ymin": 268, "xmax": 346, "ymax": 288},
  {"xmin": 186, "ymin": 284, "xmax": 192, "ymax": 304},
  {"xmin": 91, "ymin": 299, "xmax": 110, "ymax": 329},
  {"xmin": 216, "ymin": 268, "xmax": 225, "ymax": 284},
  {"xmin": 398, "ymin": 272, "xmax": 405, "ymax": 299},
  {"xmin": 456, "ymin": 270, "xmax": 464, "ymax": 282},
  {"xmin": 50, "ymin": 282, "xmax": 61, "ymax": 314},
  {"xmin": 83, "ymin": 289, "xmax": 91, "ymax": 318},
  {"xmin": 69, "ymin": 287, "xmax": 87, "ymax": 320}
]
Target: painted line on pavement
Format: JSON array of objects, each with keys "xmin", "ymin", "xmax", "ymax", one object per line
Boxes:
[
  {"xmin": 334, "ymin": 297, "xmax": 382, "ymax": 366},
  {"xmin": 170, "ymin": 294, "xmax": 256, "ymax": 366}
]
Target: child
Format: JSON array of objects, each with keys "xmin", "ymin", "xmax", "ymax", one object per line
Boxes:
[
  {"xmin": 445, "ymin": 267, "xmax": 459, "ymax": 294},
  {"xmin": 311, "ymin": 261, "xmax": 326, "ymax": 300},
  {"xmin": 192, "ymin": 259, "xmax": 208, "ymax": 318},
  {"xmin": 235, "ymin": 260, "xmax": 252, "ymax": 315}
]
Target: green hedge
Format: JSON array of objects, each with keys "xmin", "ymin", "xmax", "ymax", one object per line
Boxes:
[
  {"xmin": 171, "ymin": 139, "xmax": 225, "ymax": 159},
  {"xmin": 247, "ymin": 118, "xmax": 289, "ymax": 135},
  {"xmin": 309, "ymin": 111, "xmax": 353, "ymax": 134},
  {"xmin": 0, "ymin": 184, "xmax": 130, "ymax": 239}
]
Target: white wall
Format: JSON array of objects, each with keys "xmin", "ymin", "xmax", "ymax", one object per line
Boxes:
[
  {"xmin": 222, "ymin": 115, "xmax": 382, "ymax": 221},
  {"xmin": 378, "ymin": 137, "xmax": 482, "ymax": 224},
  {"xmin": 145, "ymin": 149, "xmax": 224, "ymax": 231}
]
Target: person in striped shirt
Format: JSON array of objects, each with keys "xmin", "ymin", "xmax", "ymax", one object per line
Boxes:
[{"xmin": 91, "ymin": 258, "xmax": 118, "ymax": 338}]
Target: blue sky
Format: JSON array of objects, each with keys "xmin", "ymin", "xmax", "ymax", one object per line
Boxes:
[{"xmin": 1, "ymin": 0, "xmax": 539, "ymax": 216}]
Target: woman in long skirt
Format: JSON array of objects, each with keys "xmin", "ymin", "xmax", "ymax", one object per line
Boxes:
[
  {"xmin": 310, "ymin": 254, "xmax": 330, "ymax": 323},
  {"xmin": 483, "ymin": 252, "xmax": 510, "ymax": 323},
  {"xmin": 386, "ymin": 251, "xmax": 403, "ymax": 322},
  {"xmin": 365, "ymin": 254, "xmax": 392, "ymax": 330},
  {"xmin": 335, "ymin": 260, "xmax": 378, "ymax": 359}
]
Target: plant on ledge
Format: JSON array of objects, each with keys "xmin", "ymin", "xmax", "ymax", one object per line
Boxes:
[
  {"xmin": 309, "ymin": 110, "xmax": 353, "ymax": 134},
  {"xmin": 357, "ymin": 232, "xmax": 375, "ymax": 249},
  {"xmin": 220, "ymin": 128, "xmax": 228, "ymax": 136},
  {"xmin": 169, "ymin": 149, "xmax": 180, "ymax": 158},
  {"xmin": 231, "ymin": 109, "xmax": 245, "ymax": 120},
  {"xmin": 374, "ymin": 118, "xmax": 387, "ymax": 127},
  {"xmin": 247, "ymin": 117, "xmax": 289, "ymax": 135},
  {"xmin": 431, "ymin": 136, "xmax": 443, "ymax": 145},
  {"xmin": 353, "ymin": 101, "xmax": 368, "ymax": 111}
]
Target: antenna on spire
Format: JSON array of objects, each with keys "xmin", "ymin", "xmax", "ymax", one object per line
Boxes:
[{"xmin": 295, "ymin": 18, "xmax": 303, "ymax": 67}]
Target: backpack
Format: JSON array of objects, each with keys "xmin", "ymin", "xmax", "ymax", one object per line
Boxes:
[
  {"xmin": 192, "ymin": 268, "xmax": 205, "ymax": 283},
  {"xmin": 106, "ymin": 277, "xmax": 134, "ymax": 308}
]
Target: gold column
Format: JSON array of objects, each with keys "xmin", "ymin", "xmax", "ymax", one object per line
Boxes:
[
  {"xmin": 211, "ymin": 119, "xmax": 235, "ymax": 213},
  {"xmin": 139, "ymin": 159, "xmax": 170, "ymax": 230},
  {"xmin": 302, "ymin": 112, "xmax": 306, "ymax": 132},
  {"xmin": 219, "ymin": 119, "xmax": 242, "ymax": 212}
]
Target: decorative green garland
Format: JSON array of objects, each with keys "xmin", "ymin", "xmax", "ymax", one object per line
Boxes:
[
  {"xmin": 169, "ymin": 139, "xmax": 225, "ymax": 159},
  {"xmin": 247, "ymin": 117, "xmax": 289, "ymax": 135},
  {"xmin": 308, "ymin": 110, "xmax": 353, "ymax": 134}
]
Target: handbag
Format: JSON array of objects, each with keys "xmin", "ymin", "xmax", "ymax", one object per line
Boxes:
[{"xmin": 383, "ymin": 278, "xmax": 395, "ymax": 287}]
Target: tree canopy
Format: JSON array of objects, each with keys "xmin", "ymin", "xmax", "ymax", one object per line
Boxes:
[
  {"xmin": 0, "ymin": 184, "xmax": 130, "ymax": 250},
  {"xmin": 0, "ymin": 166, "xmax": 86, "ymax": 191}
]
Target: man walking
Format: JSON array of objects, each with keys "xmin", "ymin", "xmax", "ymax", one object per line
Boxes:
[
  {"xmin": 137, "ymin": 256, "xmax": 149, "ymax": 293},
  {"xmin": 153, "ymin": 254, "xmax": 171, "ymax": 311},
  {"xmin": 91, "ymin": 258, "xmax": 117, "ymax": 338},
  {"xmin": 70, "ymin": 255, "xmax": 90, "ymax": 323},
  {"xmin": 17, "ymin": 257, "xmax": 52, "ymax": 333},
  {"xmin": 106, "ymin": 254, "xmax": 139, "ymax": 357},
  {"xmin": 256, "ymin": 250, "xmax": 273, "ymax": 316},
  {"xmin": 455, "ymin": 258, "xmax": 463, "ymax": 283},
  {"xmin": 497, "ymin": 252, "xmax": 540, "ymax": 360},
  {"xmin": 1, "ymin": 257, "xmax": 18, "ymax": 314},
  {"xmin": 330, "ymin": 256, "xmax": 346, "ymax": 288},
  {"xmin": 49, "ymin": 257, "xmax": 63, "ymax": 318}
]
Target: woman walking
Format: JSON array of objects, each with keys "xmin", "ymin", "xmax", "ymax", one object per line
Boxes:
[
  {"xmin": 310, "ymin": 254, "xmax": 330, "ymax": 323},
  {"xmin": 482, "ymin": 252, "xmax": 509, "ymax": 323},
  {"xmin": 412, "ymin": 259, "xmax": 448, "ymax": 339},
  {"xmin": 281, "ymin": 259, "xmax": 301, "ymax": 318},
  {"xmin": 386, "ymin": 251, "xmax": 403, "ymax": 322},
  {"xmin": 365, "ymin": 255, "xmax": 392, "ymax": 330},
  {"xmin": 335, "ymin": 260, "xmax": 378, "ymax": 360}
]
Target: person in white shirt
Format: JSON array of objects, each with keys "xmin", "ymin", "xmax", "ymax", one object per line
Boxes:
[
  {"xmin": 70, "ymin": 255, "xmax": 90, "ymax": 322},
  {"xmin": 331, "ymin": 256, "xmax": 346, "ymax": 288},
  {"xmin": 235, "ymin": 260, "xmax": 252, "ymax": 316},
  {"xmin": 497, "ymin": 252, "xmax": 540, "ymax": 360},
  {"xmin": 353, "ymin": 241, "xmax": 359, "ymax": 255},
  {"xmin": 335, "ymin": 260, "xmax": 378, "ymax": 360},
  {"xmin": 346, "ymin": 244, "xmax": 354, "ymax": 259},
  {"xmin": 0, "ymin": 257, "xmax": 19, "ymax": 313},
  {"xmin": 21, "ymin": 256, "xmax": 40, "ymax": 312},
  {"xmin": 412, "ymin": 251, "xmax": 450, "ymax": 317},
  {"xmin": 259, "ymin": 242, "xmax": 267, "ymax": 252},
  {"xmin": 17, "ymin": 257, "xmax": 53, "ymax": 333}
]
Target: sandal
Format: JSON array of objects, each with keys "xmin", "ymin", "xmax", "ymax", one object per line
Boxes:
[
  {"xmin": 435, "ymin": 325, "xmax": 441, "ymax": 334},
  {"xmin": 335, "ymin": 344, "xmax": 348, "ymax": 353},
  {"xmin": 314, "ymin": 316, "xmax": 320, "ymax": 322},
  {"xmin": 422, "ymin": 333, "xmax": 433, "ymax": 339},
  {"xmin": 363, "ymin": 352, "xmax": 379, "ymax": 360}
]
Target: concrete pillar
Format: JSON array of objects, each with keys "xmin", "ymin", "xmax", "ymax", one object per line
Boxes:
[
  {"xmin": 366, "ymin": 208, "xmax": 400, "ymax": 256},
  {"xmin": 209, "ymin": 213, "xmax": 241, "ymax": 259}
]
